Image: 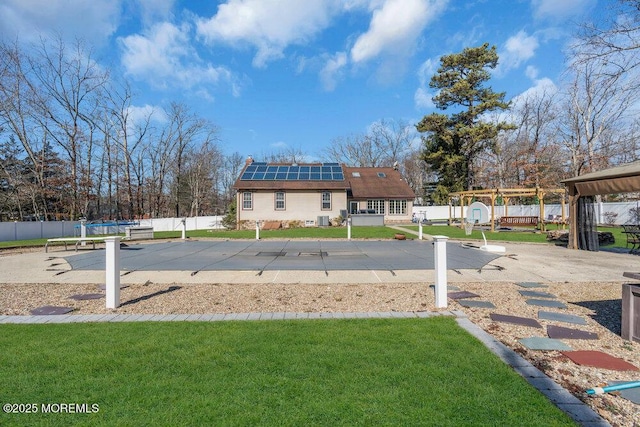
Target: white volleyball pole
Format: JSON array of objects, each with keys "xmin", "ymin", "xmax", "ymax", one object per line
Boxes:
[
  {"xmin": 105, "ymin": 236, "xmax": 121, "ymax": 309},
  {"xmin": 433, "ymin": 235, "xmax": 449, "ymax": 308}
]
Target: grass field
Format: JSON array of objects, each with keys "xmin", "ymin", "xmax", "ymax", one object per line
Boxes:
[{"xmin": 0, "ymin": 318, "xmax": 574, "ymax": 426}]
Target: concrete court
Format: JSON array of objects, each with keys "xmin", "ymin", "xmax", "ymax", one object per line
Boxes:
[{"xmin": 0, "ymin": 238, "xmax": 635, "ymax": 285}]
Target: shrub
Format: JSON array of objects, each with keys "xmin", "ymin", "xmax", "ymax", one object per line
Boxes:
[{"xmin": 603, "ymin": 211, "xmax": 618, "ymax": 226}]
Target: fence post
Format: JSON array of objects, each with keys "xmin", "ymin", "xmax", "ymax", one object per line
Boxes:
[{"xmin": 347, "ymin": 217, "xmax": 352, "ymax": 240}]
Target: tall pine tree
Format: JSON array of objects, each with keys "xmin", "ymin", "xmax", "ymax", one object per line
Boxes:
[{"xmin": 417, "ymin": 43, "xmax": 513, "ymax": 200}]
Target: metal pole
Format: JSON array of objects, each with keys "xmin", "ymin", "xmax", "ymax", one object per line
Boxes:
[
  {"xmin": 256, "ymin": 220, "xmax": 260, "ymax": 240},
  {"xmin": 105, "ymin": 236, "xmax": 121, "ymax": 309},
  {"xmin": 433, "ymin": 235, "xmax": 449, "ymax": 308},
  {"xmin": 347, "ymin": 217, "xmax": 352, "ymax": 240},
  {"xmin": 181, "ymin": 218, "xmax": 186, "ymax": 240},
  {"xmin": 419, "ymin": 221, "xmax": 423, "ymax": 240}
]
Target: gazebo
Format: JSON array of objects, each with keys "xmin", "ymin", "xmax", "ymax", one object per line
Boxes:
[
  {"xmin": 448, "ymin": 187, "xmax": 567, "ymax": 232},
  {"xmin": 562, "ymin": 161, "xmax": 640, "ymax": 250}
]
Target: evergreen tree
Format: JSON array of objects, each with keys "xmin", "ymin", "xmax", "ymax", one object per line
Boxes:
[{"xmin": 417, "ymin": 43, "xmax": 513, "ymax": 197}]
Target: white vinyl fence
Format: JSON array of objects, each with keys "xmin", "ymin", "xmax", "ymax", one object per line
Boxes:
[
  {"xmin": 2, "ymin": 202, "xmax": 640, "ymax": 242},
  {"xmin": 413, "ymin": 201, "xmax": 640, "ymax": 225},
  {"xmin": 0, "ymin": 216, "xmax": 225, "ymax": 242}
]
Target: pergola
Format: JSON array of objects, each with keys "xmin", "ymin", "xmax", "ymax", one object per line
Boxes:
[
  {"xmin": 448, "ymin": 187, "xmax": 567, "ymax": 232},
  {"xmin": 562, "ymin": 161, "xmax": 640, "ymax": 250}
]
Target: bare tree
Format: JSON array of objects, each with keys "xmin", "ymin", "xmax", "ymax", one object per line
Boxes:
[
  {"xmin": 144, "ymin": 102, "xmax": 218, "ymax": 218},
  {"xmin": 27, "ymin": 36, "xmax": 109, "ymax": 219},
  {"xmin": 183, "ymin": 141, "xmax": 224, "ymax": 216},
  {"xmin": 557, "ymin": 58, "xmax": 638, "ymax": 176},
  {"xmin": 106, "ymin": 83, "xmax": 153, "ymax": 219},
  {"xmin": 219, "ymin": 151, "xmax": 245, "ymax": 212},
  {"xmin": 260, "ymin": 146, "xmax": 307, "ymax": 163},
  {"xmin": 0, "ymin": 39, "xmax": 52, "ymax": 218},
  {"xmin": 323, "ymin": 119, "xmax": 416, "ymax": 167},
  {"xmin": 486, "ymin": 88, "xmax": 565, "ymax": 188},
  {"xmin": 574, "ymin": 0, "xmax": 640, "ymax": 87}
]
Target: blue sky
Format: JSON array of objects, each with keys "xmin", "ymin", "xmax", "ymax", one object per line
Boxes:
[{"xmin": 0, "ymin": 0, "xmax": 600, "ymax": 161}]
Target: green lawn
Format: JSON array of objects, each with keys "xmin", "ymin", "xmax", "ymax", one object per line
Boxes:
[{"xmin": 0, "ymin": 318, "xmax": 574, "ymax": 426}]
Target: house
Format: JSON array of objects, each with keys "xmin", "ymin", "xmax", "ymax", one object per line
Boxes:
[{"xmin": 232, "ymin": 157, "xmax": 415, "ymax": 229}]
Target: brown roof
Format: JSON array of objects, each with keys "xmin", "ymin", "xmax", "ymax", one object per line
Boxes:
[
  {"xmin": 233, "ymin": 162, "xmax": 415, "ymax": 200},
  {"xmin": 344, "ymin": 167, "xmax": 415, "ymax": 199}
]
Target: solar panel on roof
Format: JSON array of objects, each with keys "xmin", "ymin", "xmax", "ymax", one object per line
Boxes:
[{"xmin": 240, "ymin": 164, "xmax": 345, "ymax": 181}]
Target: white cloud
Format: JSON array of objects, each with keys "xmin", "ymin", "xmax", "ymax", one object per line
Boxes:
[
  {"xmin": 497, "ymin": 30, "xmax": 539, "ymax": 74},
  {"xmin": 320, "ymin": 52, "xmax": 348, "ymax": 91},
  {"xmin": 509, "ymin": 77, "xmax": 558, "ymax": 111},
  {"xmin": 128, "ymin": 104, "xmax": 163, "ymax": 124},
  {"xmin": 0, "ymin": 0, "xmax": 121, "ymax": 45},
  {"xmin": 343, "ymin": 0, "xmax": 386, "ymax": 11},
  {"xmin": 270, "ymin": 141, "xmax": 288, "ymax": 149},
  {"xmin": 417, "ymin": 58, "xmax": 437, "ymax": 87},
  {"xmin": 136, "ymin": 0, "xmax": 175, "ymax": 26},
  {"xmin": 350, "ymin": 0, "xmax": 448, "ymax": 64},
  {"xmin": 414, "ymin": 87, "xmax": 434, "ymax": 109},
  {"xmin": 532, "ymin": 0, "xmax": 596, "ymax": 21},
  {"xmin": 196, "ymin": 0, "xmax": 341, "ymax": 67},
  {"xmin": 119, "ymin": 22, "xmax": 240, "ymax": 96},
  {"xmin": 525, "ymin": 65, "xmax": 539, "ymax": 80},
  {"xmin": 414, "ymin": 58, "xmax": 437, "ymax": 109}
]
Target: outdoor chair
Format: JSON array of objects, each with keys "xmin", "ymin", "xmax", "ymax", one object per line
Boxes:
[{"xmin": 621, "ymin": 224, "xmax": 640, "ymax": 253}]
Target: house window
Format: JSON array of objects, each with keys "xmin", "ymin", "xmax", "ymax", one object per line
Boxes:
[
  {"xmin": 275, "ymin": 191, "xmax": 285, "ymax": 210},
  {"xmin": 242, "ymin": 192, "xmax": 253, "ymax": 210},
  {"xmin": 389, "ymin": 199, "xmax": 407, "ymax": 215},
  {"xmin": 367, "ymin": 199, "xmax": 384, "ymax": 214},
  {"xmin": 321, "ymin": 191, "xmax": 331, "ymax": 210}
]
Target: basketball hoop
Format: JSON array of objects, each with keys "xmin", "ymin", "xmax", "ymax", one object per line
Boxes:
[{"xmin": 464, "ymin": 221, "xmax": 474, "ymax": 236}]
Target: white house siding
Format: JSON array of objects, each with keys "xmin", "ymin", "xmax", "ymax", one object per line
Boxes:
[{"xmin": 237, "ymin": 190, "xmax": 347, "ymax": 228}]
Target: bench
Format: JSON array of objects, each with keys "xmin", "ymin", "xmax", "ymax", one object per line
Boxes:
[
  {"xmin": 45, "ymin": 237, "xmax": 109, "ymax": 253},
  {"xmin": 498, "ymin": 216, "xmax": 539, "ymax": 227},
  {"xmin": 125, "ymin": 226, "xmax": 154, "ymax": 240}
]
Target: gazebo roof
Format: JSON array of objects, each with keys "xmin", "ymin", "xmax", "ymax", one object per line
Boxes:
[{"xmin": 561, "ymin": 161, "xmax": 640, "ymax": 196}]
